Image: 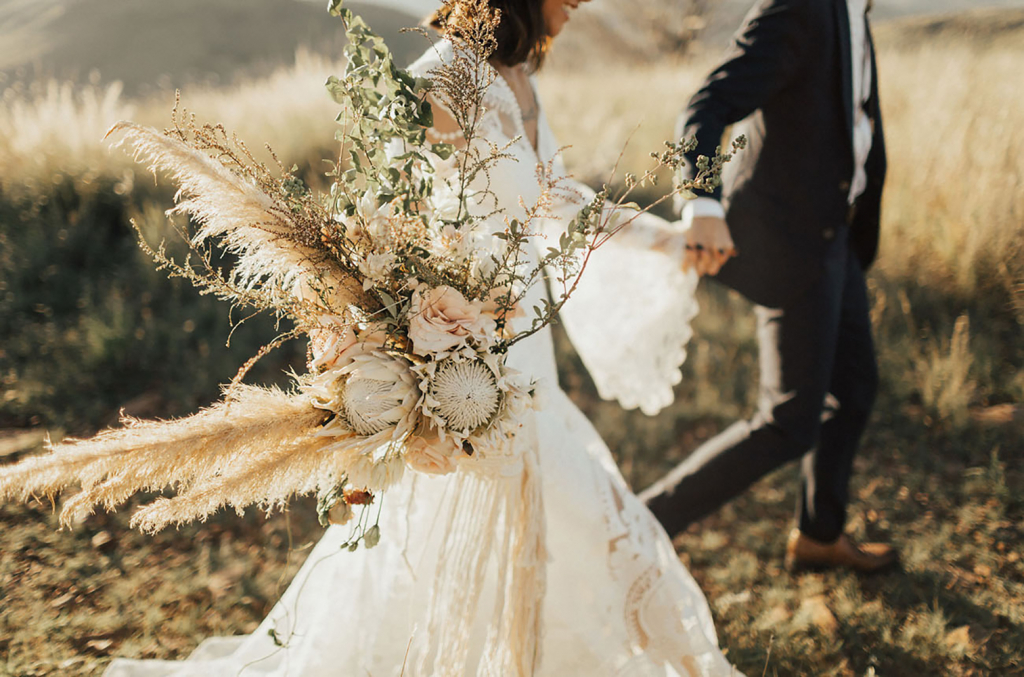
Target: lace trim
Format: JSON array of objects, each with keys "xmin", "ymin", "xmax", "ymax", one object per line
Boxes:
[{"xmin": 429, "ymin": 128, "xmax": 464, "ymax": 143}]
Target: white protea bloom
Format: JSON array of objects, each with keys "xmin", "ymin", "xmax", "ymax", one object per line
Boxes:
[
  {"xmin": 425, "ymin": 357, "xmax": 503, "ymax": 435},
  {"xmin": 308, "ymin": 350, "xmax": 420, "ymax": 438}
]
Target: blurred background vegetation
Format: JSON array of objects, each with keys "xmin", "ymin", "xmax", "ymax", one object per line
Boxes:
[{"xmin": 1, "ymin": 1, "xmax": 1022, "ymax": 675}]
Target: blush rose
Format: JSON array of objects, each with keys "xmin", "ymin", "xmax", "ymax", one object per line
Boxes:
[{"xmin": 408, "ymin": 286, "xmax": 495, "ymax": 354}]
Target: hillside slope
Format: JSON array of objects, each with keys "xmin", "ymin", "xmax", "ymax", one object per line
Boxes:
[
  {"xmin": 0, "ymin": 0, "xmax": 422, "ymax": 94},
  {"xmin": 546, "ymin": 0, "xmax": 1024, "ymax": 68},
  {"xmin": 873, "ymin": 6, "xmax": 1024, "ymax": 49}
]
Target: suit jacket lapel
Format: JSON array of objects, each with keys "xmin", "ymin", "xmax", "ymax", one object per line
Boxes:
[{"xmin": 835, "ymin": 0, "xmax": 853, "ymax": 141}]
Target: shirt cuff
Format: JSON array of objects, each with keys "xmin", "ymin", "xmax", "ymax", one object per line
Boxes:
[{"xmin": 680, "ymin": 197, "xmax": 726, "ymax": 230}]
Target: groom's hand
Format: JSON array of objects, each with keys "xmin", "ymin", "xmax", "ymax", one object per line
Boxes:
[{"xmin": 684, "ymin": 216, "xmax": 736, "ymax": 276}]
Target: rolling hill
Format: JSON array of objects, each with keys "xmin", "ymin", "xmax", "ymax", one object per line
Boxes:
[{"xmin": 0, "ymin": 0, "xmax": 423, "ymax": 95}]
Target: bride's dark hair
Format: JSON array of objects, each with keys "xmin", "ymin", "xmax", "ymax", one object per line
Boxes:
[{"xmin": 427, "ymin": 0, "xmax": 551, "ymax": 70}]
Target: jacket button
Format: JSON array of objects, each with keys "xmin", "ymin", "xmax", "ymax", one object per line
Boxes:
[
  {"xmin": 839, "ymin": 180, "xmax": 851, "ymax": 192},
  {"xmin": 823, "ymin": 227, "xmax": 836, "ymax": 241}
]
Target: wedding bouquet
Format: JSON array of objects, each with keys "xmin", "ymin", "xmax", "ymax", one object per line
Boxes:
[{"xmin": 0, "ymin": 0, "xmax": 738, "ymax": 549}]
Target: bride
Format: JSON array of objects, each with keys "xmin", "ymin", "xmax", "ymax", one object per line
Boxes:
[{"xmin": 105, "ymin": 0, "xmax": 743, "ymax": 675}]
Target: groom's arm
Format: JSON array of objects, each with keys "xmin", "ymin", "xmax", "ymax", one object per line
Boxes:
[{"xmin": 677, "ymin": 0, "xmax": 814, "ymax": 201}]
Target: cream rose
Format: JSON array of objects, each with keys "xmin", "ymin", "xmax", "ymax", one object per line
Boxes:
[
  {"xmin": 309, "ymin": 322, "xmax": 357, "ymax": 371},
  {"xmin": 309, "ymin": 325, "xmax": 390, "ymax": 372},
  {"xmin": 408, "ymin": 286, "xmax": 495, "ymax": 355},
  {"xmin": 405, "ymin": 433, "xmax": 461, "ymax": 475}
]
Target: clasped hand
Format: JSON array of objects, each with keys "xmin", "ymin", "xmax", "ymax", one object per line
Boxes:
[
  {"xmin": 681, "ymin": 216, "xmax": 736, "ymax": 276},
  {"xmin": 650, "ymin": 215, "xmax": 737, "ymax": 276}
]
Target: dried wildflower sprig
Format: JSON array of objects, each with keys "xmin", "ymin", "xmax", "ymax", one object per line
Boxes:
[{"xmin": 422, "ymin": 0, "xmax": 507, "ymax": 222}]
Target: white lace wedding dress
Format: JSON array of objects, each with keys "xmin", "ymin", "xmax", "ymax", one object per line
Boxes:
[{"xmin": 105, "ymin": 42, "xmax": 742, "ymax": 677}]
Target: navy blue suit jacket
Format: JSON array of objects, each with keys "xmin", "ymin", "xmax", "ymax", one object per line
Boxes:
[{"xmin": 678, "ymin": 0, "xmax": 886, "ymax": 308}]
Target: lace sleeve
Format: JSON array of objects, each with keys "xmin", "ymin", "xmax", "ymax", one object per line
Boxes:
[{"xmin": 540, "ymin": 135, "xmax": 699, "ymax": 417}]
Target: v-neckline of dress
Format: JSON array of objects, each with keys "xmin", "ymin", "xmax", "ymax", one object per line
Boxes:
[{"xmin": 487, "ymin": 62, "xmax": 542, "ymax": 160}]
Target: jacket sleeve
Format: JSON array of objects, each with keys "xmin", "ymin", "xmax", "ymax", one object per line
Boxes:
[{"xmin": 677, "ymin": 0, "xmax": 813, "ymax": 201}]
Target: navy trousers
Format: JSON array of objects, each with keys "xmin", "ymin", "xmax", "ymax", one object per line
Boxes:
[{"xmin": 640, "ymin": 233, "xmax": 879, "ymax": 543}]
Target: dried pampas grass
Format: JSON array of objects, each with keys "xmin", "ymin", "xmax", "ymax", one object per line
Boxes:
[
  {"xmin": 0, "ymin": 385, "xmax": 340, "ymax": 532},
  {"xmin": 107, "ymin": 121, "xmax": 317, "ymax": 297}
]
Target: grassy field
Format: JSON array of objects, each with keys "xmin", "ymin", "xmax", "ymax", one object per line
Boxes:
[{"xmin": 2, "ymin": 8, "xmax": 1023, "ymax": 677}]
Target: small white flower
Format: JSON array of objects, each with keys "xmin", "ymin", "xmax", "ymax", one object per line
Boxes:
[
  {"xmin": 426, "ymin": 149, "xmax": 459, "ymax": 181},
  {"xmin": 427, "ymin": 179, "xmax": 464, "ymax": 225},
  {"xmin": 342, "ymin": 193, "xmax": 392, "ymax": 243},
  {"xmin": 372, "ymin": 453, "xmax": 406, "ymax": 489},
  {"xmin": 346, "ymin": 443, "xmax": 406, "ymax": 492},
  {"xmin": 429, "ymin": 223, "xmax": 472, "ymax": 262},
  {"xmin": 358, "ymin": 251, "xmax": 396, "ymax": 290}
]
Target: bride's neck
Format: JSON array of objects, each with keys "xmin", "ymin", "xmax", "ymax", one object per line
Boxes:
[{"xmin": 490, "ymin": 60, "xmax": 528, "ymax": 79}]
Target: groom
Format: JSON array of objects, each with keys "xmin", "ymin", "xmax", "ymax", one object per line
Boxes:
[{"xmin": 641, "ymin": 0, "xmax": 898, "ymax": 572}]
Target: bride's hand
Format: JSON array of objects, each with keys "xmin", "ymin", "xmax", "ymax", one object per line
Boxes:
[{"xmin": 683, "ymin": 216, "xmax": 736, "ymax": 276}]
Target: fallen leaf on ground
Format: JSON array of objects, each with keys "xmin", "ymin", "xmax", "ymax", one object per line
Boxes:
[
  {"xmin": 798, "ymin": 595, "xmax": 838, "ymax": 634},
  {"xmin": 86, "ymin": 639, "xmax": 114, "ymax": 652}
]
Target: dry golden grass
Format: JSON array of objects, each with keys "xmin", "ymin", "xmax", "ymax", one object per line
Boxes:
[
  {"xmin": 538, "ymin": 58, "xmax": 712, "ymax": 184},
  {"xmin": 876, "ymin": 43, "xmax": 1023, "ymax": 300},
  {"xmin": 0, "ymin": 49, "xmax": 344, "ymax": 195}
]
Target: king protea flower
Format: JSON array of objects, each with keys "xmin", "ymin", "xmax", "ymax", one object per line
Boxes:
[
  {"xmin": 418, "ymin": 353, "xmax": 505, "ymax": 438},
  {"xmin": 308, "ymin": 350, "xmax": 420, "ymax": 438}
]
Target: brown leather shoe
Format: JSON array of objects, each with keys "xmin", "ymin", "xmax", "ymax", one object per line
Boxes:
[{"xmin": 785, "ymin": 529, "xmax": 898, "ymax": 574}]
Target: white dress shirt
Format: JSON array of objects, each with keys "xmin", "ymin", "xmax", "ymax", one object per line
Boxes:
[
  {"xmin": 847, "ymin": 0, "xmax": 873, "ymax": 206},
  {"xmin": 681, "ymin": 0, "xmax": 874, "ymax": 228}
]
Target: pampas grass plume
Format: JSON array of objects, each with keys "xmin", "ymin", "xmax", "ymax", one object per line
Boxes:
[{"xmin": 0, "ymin": 385, "xmax": 340, "ymax": 532}]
